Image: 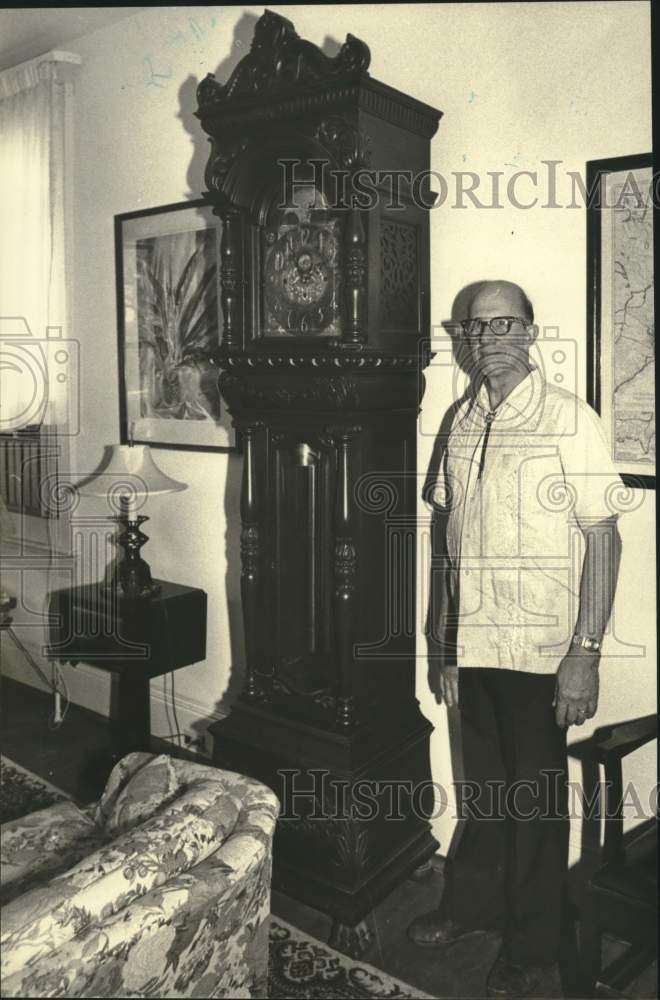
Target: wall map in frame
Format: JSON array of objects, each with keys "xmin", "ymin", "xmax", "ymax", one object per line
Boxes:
[
  {"xmin": 116, "ymin": 199, "xmax": 235, "ymax": 451},
  {"xmin": 587, "ymin": 154, "xmax": 655, "ymax": 489}
]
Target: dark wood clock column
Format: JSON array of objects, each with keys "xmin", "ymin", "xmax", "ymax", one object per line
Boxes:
[{"xmin": 196, "ymin": 10, "xmax": 442, "ymax": 955}]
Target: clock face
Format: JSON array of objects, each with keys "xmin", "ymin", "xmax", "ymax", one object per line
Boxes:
[{"xmin": 262, "ymin": 187, "xmax": 342, "ymax": 338}]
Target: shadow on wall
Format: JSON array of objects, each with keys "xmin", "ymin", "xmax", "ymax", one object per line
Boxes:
[
  {"xmin": 423, "ymin": 280, "xmax": 491, "ymax": 865},
  {"xmin": 177, "ymin": 13, "xmax": 352, "ymax": 742},
  {"xmin": 178, "ymin": 11, "xmax": 349, "ymax": 201},
  {"xmin": 178, "ymin": 12, "xmax": 259, "ymax": 200},
  {"xmin": 173, "ymin": 14, "xmax": 261, "ymax": 744}
]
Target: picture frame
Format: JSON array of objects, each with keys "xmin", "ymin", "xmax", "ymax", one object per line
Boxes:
[
  {"xmin": 115, "ymin": 199, "xmax": 236, "ymax": 452},
  {"xmin": 586, "ymin": 153, "xmax": 655, "ymax": 490}
]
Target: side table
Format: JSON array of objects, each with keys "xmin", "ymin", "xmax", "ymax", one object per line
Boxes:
[{"xmin": 47, "ymin": 581, "xmax": 207, "ymax": 756}]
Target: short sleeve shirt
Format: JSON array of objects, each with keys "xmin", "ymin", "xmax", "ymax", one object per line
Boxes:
[{"xmin": 437, "ymin": 367, "xmax": 624, "ymax": 674}]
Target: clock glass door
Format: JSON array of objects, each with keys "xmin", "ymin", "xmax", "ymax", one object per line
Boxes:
[
  {"xmin": 262, "ymin": 184, "xmax": 343, "ymax": 339},
  {"xmin": 269, "ymin": 433, "xmax": 335, "ymax": 710}
]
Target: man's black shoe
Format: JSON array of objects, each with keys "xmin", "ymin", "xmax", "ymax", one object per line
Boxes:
[
  {"xmin": 406, "ymin": 911, "xmax": 484, "ymax": 948},
  {"xmin": 486, "ymin": 957, "xmax": 557, "ymax": 998}
]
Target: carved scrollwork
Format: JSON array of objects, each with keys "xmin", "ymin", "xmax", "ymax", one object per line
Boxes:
[
  {"xmin": 291, "ymin": 804, "xmax": 371, "ymax": 872},
  {"xmin": 380, "ymin": 220, "xmax": 419, "ymax": 331},
  {"xmin": 221, "ymin": 353, "xmax": 420, "ymax": 370},
  {"xmin": 220, "ymin": 372, "xmax": 360, "ymax": 411},
  {"xmin": 334, "ymin": 538, "xmax": 357, "ymax": 596},
  {"xmin": 313, "ymin": 117, "xmax": 372, "ymax": 170},
  {"xmin": 219, "ymin": 210, "xmax": 242, "ymax": 347},
  {"xmin": 271, "ymin": 674, "xmax": 336, "ymax": 711},
  {"xmin": 221, "ymin": 369, "xmax": 418, "ymax": 414},
  {"xmin": 345, "ymin": 209, "xmax": 367, "ymax": 345},
  {"xmin": 346, "ymin": 243, "xmax": 367, "ymax": 287},
  {"xmin": 240, "ymin": 523, "xmax": 260, "ymax": 580},
  {"xmin": 197, "ymin": 11, "xmax": 371, "ymax": 108},
  {"xmin": 205, "ymin": 137, "xmax": 251, "ymax": 193}
]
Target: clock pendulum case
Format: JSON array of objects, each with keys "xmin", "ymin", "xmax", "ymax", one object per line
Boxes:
[{"xmin": 195, "ymin": 10, "xmax": 443, "ymax": 956}]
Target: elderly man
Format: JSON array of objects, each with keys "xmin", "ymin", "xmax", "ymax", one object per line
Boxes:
[{"xmin": 409, "ymin": 281, "xmax": 623, "ymax": 998}]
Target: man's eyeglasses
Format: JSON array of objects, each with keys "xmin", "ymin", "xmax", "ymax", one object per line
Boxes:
[{"xmin": 460, "ymin": 316, "xmax": 530, "ymax": 338}]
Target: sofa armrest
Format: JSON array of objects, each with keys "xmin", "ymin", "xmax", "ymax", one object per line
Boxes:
[{"xmin": 1, "ymin": 805, "xmax": 278, "ymax": 999}]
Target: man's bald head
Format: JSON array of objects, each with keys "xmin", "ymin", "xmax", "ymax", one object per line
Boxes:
[{"xmin": 468, "ymin": 281, "xmax": 534, "ymax": 323}]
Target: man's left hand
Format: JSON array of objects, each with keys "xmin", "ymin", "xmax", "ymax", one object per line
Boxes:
[{"xmin": 554, "ymin": 649, "xmax": 600, "ymax": 727}]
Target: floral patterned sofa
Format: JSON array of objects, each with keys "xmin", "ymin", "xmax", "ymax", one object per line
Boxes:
[{"xmin": 0, "ymin": 752, "xmax": 280, "ymax": 998}]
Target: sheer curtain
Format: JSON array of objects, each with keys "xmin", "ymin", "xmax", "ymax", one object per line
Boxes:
[
  {"xmin": 0, "ymin": 53, "xmax": 80, "ymax": 714},
  {"xmin": 0, "ymin": 53, "xmax": 77, "ymax": 433}
]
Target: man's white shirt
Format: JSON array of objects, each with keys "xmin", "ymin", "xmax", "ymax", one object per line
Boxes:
[{"xmin": 435, "ymin": 366, "xmax": 624, "ymax": 674}]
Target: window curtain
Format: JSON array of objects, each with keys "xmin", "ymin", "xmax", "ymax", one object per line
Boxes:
[
  {"xmin": 0, "ymin": 54, "xmax": 78, "ymax": 557},
  {"xmin": 0, "ymin": 55, "xmax": 74, "ymax": 432}
]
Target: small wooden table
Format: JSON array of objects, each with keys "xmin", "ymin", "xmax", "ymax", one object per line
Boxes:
[{"xmin": 47, "ymin": 581, "xmax": 207, "ymax": 756}]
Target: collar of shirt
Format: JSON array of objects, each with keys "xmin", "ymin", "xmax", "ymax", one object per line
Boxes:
[{"xmin": 460, "ymin": 366, "xmax": 546, "ymax": 432}]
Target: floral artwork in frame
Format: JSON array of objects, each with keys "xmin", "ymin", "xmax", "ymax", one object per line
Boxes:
[{"xmin": 116, "ymin": 199, "xmax": 235, "ymax": 451}]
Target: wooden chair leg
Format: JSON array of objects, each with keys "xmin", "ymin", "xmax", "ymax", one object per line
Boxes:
[
  {"xmin": 579, "ymin": 899, "xmax": 603, "ymax": 999},
  {"xmin": 559, "ymin": 900, "xmax": 582, "ymax": 998}
]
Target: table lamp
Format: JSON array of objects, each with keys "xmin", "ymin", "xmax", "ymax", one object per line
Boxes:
[{"xmin": 78, "ymin": 443, "xmax": 187, "ymax": 598}]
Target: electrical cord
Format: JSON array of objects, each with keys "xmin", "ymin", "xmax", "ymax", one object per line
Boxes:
[
  {"xmin": 153, "ymin": 731, "xmax": 188, "ymax": 743},
  {"xmin": 170, "ymin": 669, "xmax": 183, "ymax": 747},
  {"xmin": 162, "ymin": 672, "xmax": 173, "ymax": 738},
  {"xmin": 43, "ymin": 432, "xmax": 71, "ymax": 729},
  {"xmin": 49, "ymin": 660, "xmax": 70, "ymax": 729},
  {"xmin": 1, "ymin": 624, "xmax": 70, "ymax": 729},
  {"xmin": 160, "ymin": 600, "xmax": 185, "ymax": 748},
  {"xmin": 2, "ymin": 625, "xmax": 51, "ymax": 687}
]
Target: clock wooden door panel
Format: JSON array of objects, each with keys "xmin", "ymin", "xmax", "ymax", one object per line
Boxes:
[{"xmin": 196, "ymin": 9, "xmax": 442, "ymax": 955}]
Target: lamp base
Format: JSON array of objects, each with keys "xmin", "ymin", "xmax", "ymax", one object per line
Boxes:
[{"xmin": 109, "ymin": 515, "xmax": 162, "ymax": 600}]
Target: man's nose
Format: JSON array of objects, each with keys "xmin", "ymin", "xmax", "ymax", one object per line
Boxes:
[{"xmin": 478, "ymin": 322, "xmax": 496, "ymax": 344}]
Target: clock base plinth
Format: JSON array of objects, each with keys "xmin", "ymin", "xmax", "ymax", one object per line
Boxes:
[{"xmin": 209, "ymin": 699, "xmax": 439, "ymax": 927}]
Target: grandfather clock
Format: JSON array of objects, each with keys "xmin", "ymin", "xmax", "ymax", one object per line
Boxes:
[{"xmin": 196, "ymin": 10, "xmax": 442, "ymax": 954}]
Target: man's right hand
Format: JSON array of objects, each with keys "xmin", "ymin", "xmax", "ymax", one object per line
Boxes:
[
  {"xmin": 438, "ymin": 664, "xmax": 459, "ymax": 707},
  {"xmin": 427, "ymin": 638, "xmax": 459, "ymax": 707}
]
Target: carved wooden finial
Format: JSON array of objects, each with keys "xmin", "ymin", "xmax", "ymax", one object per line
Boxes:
[{"xmin": 197, "ymin": 9, "xmax": 371, "ymax": 108}]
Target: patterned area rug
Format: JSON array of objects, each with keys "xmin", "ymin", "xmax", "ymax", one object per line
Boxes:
[
  {"xmin": 0, "ymin": 758, "xmax": 430, "ymax": 999},
  {"xmin": 0, "ymin": 756, "xmax": 67, "ymax": 822},
  {"xmin": 268, "ymin": 919, "xmax": 433, "ymax": 999}
]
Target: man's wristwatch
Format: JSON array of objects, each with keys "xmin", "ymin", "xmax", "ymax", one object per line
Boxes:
[{"xmin": 572, "ymin": 634, "xmax": 602, "ymax": 653}]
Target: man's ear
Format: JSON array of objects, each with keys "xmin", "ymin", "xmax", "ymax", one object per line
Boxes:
[{"xmin": 526, "ymin": 322, "xmax": 539, "ymax": 344}]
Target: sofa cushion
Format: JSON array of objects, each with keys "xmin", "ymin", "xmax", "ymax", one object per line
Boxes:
[
  {"xmin": 1, "ymin": 770, "xmax": 242, "ymax": 979},
  {"xmin": 93, "ymin": 752, "xmax": 179, "ymax": 835}
]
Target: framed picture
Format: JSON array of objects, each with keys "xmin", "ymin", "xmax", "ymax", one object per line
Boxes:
[
  {"xmin": 586, "ymin": 153, "xmax": 655, "ymax": 489},
  {"xmin": 115, "ymin": 199, "xmax": 236, "ymax": 452}
]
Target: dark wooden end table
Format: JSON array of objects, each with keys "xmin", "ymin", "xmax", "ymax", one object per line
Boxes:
[{"xmin": 47, "ymin": 581, "xmax": 207, "ymax": 757}]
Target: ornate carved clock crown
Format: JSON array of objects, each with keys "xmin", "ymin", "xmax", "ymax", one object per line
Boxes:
[{"xmin": 196, "ymin": 9, "xmax": 442, "ymax": 953}]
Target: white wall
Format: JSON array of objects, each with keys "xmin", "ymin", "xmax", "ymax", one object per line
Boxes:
[
  {"xmin": 409, "ymin": 1, "xmax": 655, "ymax": 859},
  {"xmin": 4, "ymin": 4, "xmax": 654, "ymax": 845}
]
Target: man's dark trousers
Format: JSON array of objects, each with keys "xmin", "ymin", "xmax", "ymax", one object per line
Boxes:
[{"xmin": 440, "ymin": 668, "xmax": 569, "ymax": 965}]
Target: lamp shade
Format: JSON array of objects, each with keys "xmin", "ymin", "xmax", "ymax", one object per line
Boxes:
[{"xmin": 77, "ymin": 444, "xmax": 187, "ymax": 514}]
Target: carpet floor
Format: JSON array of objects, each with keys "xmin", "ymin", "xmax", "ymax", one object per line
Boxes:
[{"xmin": 0, "ymin": 754, "xmax": 68, "ymax": 821}]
